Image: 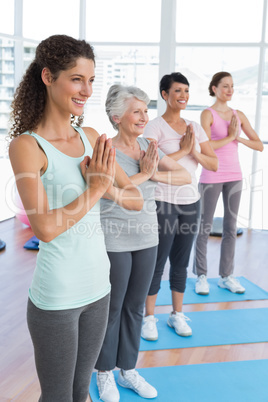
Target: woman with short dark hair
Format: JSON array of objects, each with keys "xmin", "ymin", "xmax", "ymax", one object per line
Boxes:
[{"xmin": 142, "ymin": 72, "xmax": 218, "ymax": 341}]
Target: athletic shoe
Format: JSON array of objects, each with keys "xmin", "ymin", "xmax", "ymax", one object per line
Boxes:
[
  {"xmin": 167, "ymin": 312, "xmax": 192, "ymax": 337},
  {"xmin": 118, "ymin": 369, "xmax": 157, "ymax": 399},
  {"xmin": 141, "ymin": 315, "xmax": 159, "ymax": 341},
  {"xmin": 195, "ymin": 274, "xmax": 210, "ymax": 295},
  {"xmin": 218, "ymin": 275, "xmax": 245, "ymax": 294},
  {"xmin": 97, "ymin": 371, "xmax": 120, "ymax": 402}
]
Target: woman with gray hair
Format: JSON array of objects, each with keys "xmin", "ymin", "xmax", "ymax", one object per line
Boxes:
[{"xmin": 95, "ymin": 84, "xmax": 191, "ymax": 402}]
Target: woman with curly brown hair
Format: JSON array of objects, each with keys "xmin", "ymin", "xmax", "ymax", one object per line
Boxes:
[{"xmin": 9, "ymin": 34, "xmax": 142, "ymax": 402}]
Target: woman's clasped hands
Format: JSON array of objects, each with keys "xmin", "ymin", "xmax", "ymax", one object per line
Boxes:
[
  {"xmin": 228, "ymin": 113, "xmax": 240, "ymax": 141},
  {"xmin": 80, "ymin": 134, "xmax": 116, "ymax": 195},
  {"xmin": 180, "ymin": 123, "xmax": 195, "ymax": 155},
  {"xmin": 139, "ymin": 140, "xmax": 159, "ymax": 179}
]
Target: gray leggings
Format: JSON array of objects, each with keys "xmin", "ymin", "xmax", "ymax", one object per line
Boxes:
[
  {"xmin": 27, "ymin": 294, "xmax": 110, "ymax": 402},
  {"xmin": 193, "ymin": 180, "xmax": 242, "ymax": 277},
  {"xmin": 95, "ymin": 246, "xmax": 157, "ymax": 371}
]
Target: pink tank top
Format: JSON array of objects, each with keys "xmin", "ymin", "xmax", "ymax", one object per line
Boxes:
[{"xmin": 199, "ymin": 108, "xmax": 242, "ymax": 183}]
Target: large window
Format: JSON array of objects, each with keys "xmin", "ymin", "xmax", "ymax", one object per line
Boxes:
[
  {"xmin": 176, "ymin": 0, "xmax": 263, "ymax": 43},
  {"xmin": 86, "ymin": 0, "xmax": 161, "ymax": 43},
  {"xmin": 23, "ymin": 0, "xmax": 80, "ymax": 40},
  {"xmin": 0, "ymin": 1, "xmax": 14, "ymax": 35},
  {"xmin": 84, "ymin": 45, "xmax": 159, "ymax": 134},
  {"xmin": 259, "ymin": 51, "xmax": 268, "ymax": 143},
  {"xmin": 0, "ymin": 38, "xmax": 15, "ymax": 147},
  {"xmin": 0, "ymin": 0, "xmax": 268, "ymax": 228},
  {"xmin": 175, "ymin": 46, "xmax": 262, "ymax": 228}
]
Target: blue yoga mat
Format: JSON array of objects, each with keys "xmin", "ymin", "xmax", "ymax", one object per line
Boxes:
[
  {"xmin": 140, "ymin": 308, "xmax": 268, "ymax": 351},
  {"xmin": 90, "ymin": 359, "xmax": 268, "ymax": 401},
  {"xmin": 156, "ymin": 276, "xmax": 268, "ymax": 305}
]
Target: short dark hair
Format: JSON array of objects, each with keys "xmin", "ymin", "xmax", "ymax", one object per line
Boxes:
[
  {"xmin": 208, "ymin": 72, "xmax": 232, "ymax": 97},
  {"xmin": 160, "ymin": 72, "xmax": 189, "ymax": 99}
]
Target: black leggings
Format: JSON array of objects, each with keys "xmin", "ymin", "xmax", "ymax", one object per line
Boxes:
[
  {"xmin": 148, "ymin": 200, "xmax": 200, "ymax": 295},
  {"xmin": 27, "ymin": 294, "xmax": 110, "ymax": 402}
]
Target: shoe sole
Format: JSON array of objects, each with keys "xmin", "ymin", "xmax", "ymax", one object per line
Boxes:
[
  {"xmin": 218, "ymin": 284, "xmax": 245, "ymax": 294},
  {"xmin": 97, "ymin": 383, "xmax": 120, "ymax": 402},
  {"xmin": 195, "ymin": 290, "xmax": 209, "ymax": 295},
  {"xmin": 167, "ymin": 321, "xmax": 192, "ymax": 337},
  {"xmin": 141, "ymin": 335, "xmax": 158, "ymax": 341},
  {"xmin": 117, "ymin": 377, "xmax": 158, "ymax": 399}
]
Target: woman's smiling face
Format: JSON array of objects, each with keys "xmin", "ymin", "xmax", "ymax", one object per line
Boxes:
[
  {"xmin": 162, "ymin": 82, "xmax": 189, "ymax": 111},
  {"xmin": 212, "ymin": 76, "xmax": 234, "ymax": 101},
  {"xmin": 117, "ymin": 97, "xmax": 149, "ymax": 137},
  {"xmin": 47, "ymin": 57, "xmax": 95, "ymax": 117}
]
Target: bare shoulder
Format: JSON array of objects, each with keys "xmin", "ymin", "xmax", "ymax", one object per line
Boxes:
[
  {"xmin": 9, "ymin": 133, "xmax": 40, "ymax": 156},
  {"xmin": 82, "ymin": 126, "xmax": 100, "ymax": 148},
  {"xmin": 236, "ymin": 109, "xmax": 246, "ymax": 120},
  {"xmin": 9, "ymin": 134, "xmax": 47, "ymax": 174},
  {"xmin": 201, "ymin": 108, "xmax": 213, "ymax": 120}
]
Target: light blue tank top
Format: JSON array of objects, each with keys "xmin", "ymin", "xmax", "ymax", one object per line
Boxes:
[{"xmin": 24, "ymin": 126, "xmax": 111, "ymax": 310}]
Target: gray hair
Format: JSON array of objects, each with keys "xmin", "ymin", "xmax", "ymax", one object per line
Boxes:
[{"xmin": 105, "ymin": 84, "xmax": 150, "ymax": 130}]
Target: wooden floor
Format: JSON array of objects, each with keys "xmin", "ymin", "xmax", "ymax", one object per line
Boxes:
[{"xmin": 1, "ymin": 217, "xmax": 268, "ymax": 401}]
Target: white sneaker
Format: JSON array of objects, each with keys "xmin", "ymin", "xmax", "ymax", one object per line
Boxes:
[
  {"xmin": 167, "ymin": 312, "xmax": 192, "ymax": 337},
  {"xmin": 97, "ymin": 371, "xmax": 120, "ymax": 402},
  {"xmin": 218, "ymin": 275, "xmax": 245, "ymax": 294},
  {"xmin": 195, "ymin": 275, "xmax": 210, "ymax": 295},
  {"xmin": 141, "ymin": 315, "xmax": 159, "ymax": 341},
  {"xmin": 117, "ymin": 369, "xmax": 157, "ymax": 399}
]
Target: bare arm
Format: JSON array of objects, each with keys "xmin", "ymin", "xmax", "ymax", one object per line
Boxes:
[
  {"xmin": 83, "ymin": 127, "xmax": 143, "ymax": 211},
  {"xmin": 185, "ymin": 123, "xmax": 218, "ymax": 171},
  {"xmin": 104, "ymin": 161, "xmax": 143, "ymax": 210},
  {"xmin": 9, "ymin": 134, "xmax": 115, "ymax": 243},
  {"xmin": 129, "ymin": 141, "xmax": 191, "ymax": 186},
  {"xmin": 236, "ymin": 110, "xmax": 264, "ymax": 152},
  {"xmin": 151, "ymin": 155, "xmax": 191, "ymax": 185},
  {"xmin": 191, "ymin": 139, "xmax": 218, "ymax": 171},
  {"xmin": 146, "ymin": 136, "xmax": 192, "ymax": 162},
  {"xmin": 129, "ymin": 141, "xmax": 159, "ymax": 185},
  {"xmin": 162, "ymin": 129, "xmax": 194, "ymax": 162}
]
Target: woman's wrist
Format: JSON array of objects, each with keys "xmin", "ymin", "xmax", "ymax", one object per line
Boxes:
[
  {"xmin": 140, "ymin": 170, "xmax": 152, "ymax": 180},
  {"xmin": 178, "ymin": 148, "xmax": 189, "ymax": 157}
]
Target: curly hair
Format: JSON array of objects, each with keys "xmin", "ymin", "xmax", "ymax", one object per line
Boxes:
[{"xmin": 9, "ymin": 35, "xmax": 95, "ymax": 138}]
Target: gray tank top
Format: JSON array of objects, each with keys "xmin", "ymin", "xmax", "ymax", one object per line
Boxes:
[{"xmin": 101, "ymin": 137, "xmax": 165, "ymax": 252}]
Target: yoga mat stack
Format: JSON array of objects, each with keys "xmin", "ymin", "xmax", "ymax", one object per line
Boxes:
[{"xmin": 90, "ymin": 277, "xmax": 268, "ymax": 401}]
